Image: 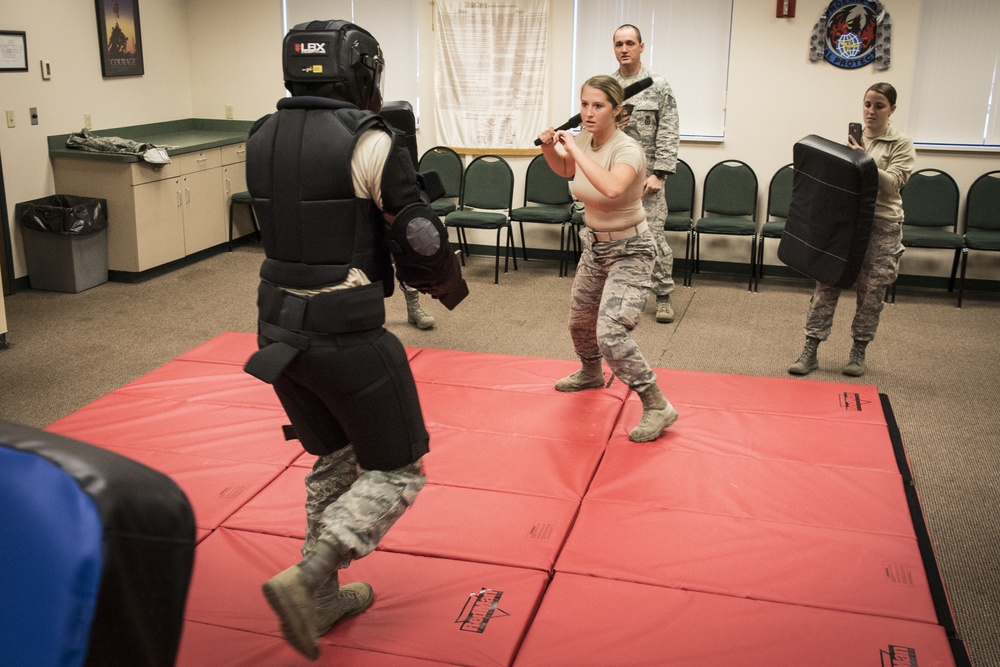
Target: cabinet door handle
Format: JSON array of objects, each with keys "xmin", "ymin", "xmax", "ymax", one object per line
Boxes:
[
  {"xmin": 197, "ymin": 156, "xmax": 208, "ymax": 164},
  {"xmin": 176, "ymin": 190, "xmax": 182, "ymax": 207},
  {"xmin": 185, "ymin": 188, "xmax": 191, "ymax": 204},
  {"xmin": 225, "ymin": 178, "xmax": 231, "ymax": 195}
]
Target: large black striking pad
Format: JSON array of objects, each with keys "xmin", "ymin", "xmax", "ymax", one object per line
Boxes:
[{"xmin": 778, "ymin": 134, "xmax": 878, "ymax": 288}]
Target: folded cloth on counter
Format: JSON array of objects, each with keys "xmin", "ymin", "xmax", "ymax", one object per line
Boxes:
[{"xmin": 66, "ymin": 127, "xmax": 172, "ymax": 164}]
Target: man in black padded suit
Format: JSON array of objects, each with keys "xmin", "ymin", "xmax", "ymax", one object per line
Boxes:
[{"xmin": 243, "ymin": 19, "xmax": 468, "ymax": 661}]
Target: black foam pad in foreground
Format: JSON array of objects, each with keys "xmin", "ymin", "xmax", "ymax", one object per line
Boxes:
[{"xmin": 0, "ymin": 420, "xmax": 196, "ymax": 667}]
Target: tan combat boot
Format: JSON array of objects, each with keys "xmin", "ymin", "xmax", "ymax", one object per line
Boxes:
[
  {"xmin": 655, "ymin": 296, "xmax": 675, "ymax": 323},
  {"xmin": 314, "ymin": 577, "xmax": 374, "ymax": 636},
  {"xmin": 843, "ymin": 339, "xmax": 868, "ymax": 377},
  {"xmin": 404, "ymin": 287, "xmax": 435, "ymax": 330},
  {"xmin": 628, "ymin": 384, "xmax": 679, "ymax": 442},
  {"xmin": 555, "ymin": 358, "xmax": 605, "ymax": 392},
  {"xmin": 262, "ymin": 565, "xmax": 320, "ymax": 660},
  {"xmin": 788, "ymin": 337, "xmax": 820, "ymax": 376}
]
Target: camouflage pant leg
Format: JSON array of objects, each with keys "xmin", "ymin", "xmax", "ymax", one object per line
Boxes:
[
  {"xmin": 568, "ymin": 228, "xmax": 658, "ymax": 390},
  {"xmin": 803, "ymin": 282, "xmax": 842, "ymax": 341},
  {"xmin": 303, "ymin": 445, "xmax": 360, "ymax": 560},
  {"xmin": 804, "ymin": 218, "xmax": 903, "ymax": 342},
  {"xmin": 850, "ymin": 218, "xmax": 904, "ymax": 342},
  {"xmin": 643, "ymin": 189, "xmax": 675, "ymax": 297},
  {"xmin": 313, "ymin": 456, "xmax": 425, "ymax": 570}
]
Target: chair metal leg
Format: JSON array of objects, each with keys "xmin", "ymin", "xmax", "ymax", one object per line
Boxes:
[
  {"xmin": 948, "ymin": 247, "xmax": 962, "ymax": 292},
  {"xmin": 683, "ymin": 229, "xmax": 692, "ymax": 287},
  {"xmin": 493, "ymin": 228, "xmax": 502, "ymax": 284},
  {"xmin": 448, "ymin": 226, "xmax": 466, "ymax": 266},
  {"xmin": 251, "ymin": 206, "xmax": 261, "ymax": 242},
  {"xmin": 958, "ymin": 248, "xmax": 968, "ymax": 307},
  {"xmin": 754, "ymin": 236, "xmax": 765, "ymax": 292},
  {"xmin": 519, "ymin": 221, "xmax": 529, "ymax": 261},
  {"xmin": 747, "ymin": 236, "xmax": 757, "ymax": 292},
  {"xmin": 693, "ymin": 232, "xmax": 701, "ymax": 279},
  {"xmin": 509, "ymin": 226, "xmax": 518, "ymax": 271},
  {"xmin": 228, "ymin": 202, "xmax": 235, "ymax": 252}
]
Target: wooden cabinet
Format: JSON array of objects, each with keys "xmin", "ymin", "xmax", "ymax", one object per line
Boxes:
[
  {"xmin": 52, "ymin": 144, "xmax": 241, "ymax": 273},
  {"xmin": 177, "ymin": 150, "xmax": 226, "ymax": 254}
]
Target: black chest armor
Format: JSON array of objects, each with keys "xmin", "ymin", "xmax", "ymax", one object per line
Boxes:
[{"xmin": 246, "ymin": 96, "xmax": 394, "ymax": 292}]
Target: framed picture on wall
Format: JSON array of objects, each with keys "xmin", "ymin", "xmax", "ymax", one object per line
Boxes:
[
  {"xmin": 0, "ymin": 31, "xmax": 28, "ymax": 72},
  {"xmin": 95, "ymin": 0, "xmax": 144, "ymax": 77}
]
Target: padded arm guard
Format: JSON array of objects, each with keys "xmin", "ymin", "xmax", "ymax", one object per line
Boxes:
[{"xmin": 387, "ymin": 202, "xmax": 468, "ymax": 309}]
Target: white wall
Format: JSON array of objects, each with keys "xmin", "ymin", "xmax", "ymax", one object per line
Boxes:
[
  {"xmin": 2, "ymin": 0, "xmax": 998, "ymax": 285},
  {"xmin": 0, "ymin": 0, "xmax": 195, "ymax": 277},
  {"xmin": 185, "ymin": 0, "xmax": 285, "ymax": 122}
]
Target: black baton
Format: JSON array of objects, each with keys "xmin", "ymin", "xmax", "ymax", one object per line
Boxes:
[{"xmin": 533, "ymin": 77, "xmax": 654, "ymax": 146}]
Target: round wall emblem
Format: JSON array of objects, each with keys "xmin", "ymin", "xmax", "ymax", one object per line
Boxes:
[{"xmin": 823, "ymin": 0, "xmax": 879, "ymax": 69}]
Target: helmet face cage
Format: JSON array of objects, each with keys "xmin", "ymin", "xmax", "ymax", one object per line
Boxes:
[{"xmin": 283, "ymin": 20, "xmax": 384, "ymax": 111}]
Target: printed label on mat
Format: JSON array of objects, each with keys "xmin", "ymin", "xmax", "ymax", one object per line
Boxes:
[
  {"xmin": 880, "ymin": 644, "xmax": 919, "ymax": 667},
  {"xmin": 883, "ymin": 562, "xmax": 915, "ymax": 586},
  {"xmin": 456, "ymin": 588, "xmax": 509, "ymax": 633},
  {"xmin": 839, "ymin": 391, "xmax": 872, "ymax": 411},
  {"xmin": 529, "ymin": 522, "xmax": 555, "ymax": 540}
]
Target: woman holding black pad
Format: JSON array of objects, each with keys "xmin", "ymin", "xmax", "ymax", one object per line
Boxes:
[{"xmin": 789, "ymin": 82, "xmax": 915, "ymax": 378}]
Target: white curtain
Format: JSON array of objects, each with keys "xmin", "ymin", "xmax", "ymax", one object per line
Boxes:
[
  {"xmin": 572, "ymin": 0, "xmax": 732, "ymax": 139},
  {"xmin": 434, "ymin": 0, "xmax": 550, "ymax": 149},
  {"xmin": 909, "ymin": 0, "xmax": 1000, "ymax": 147}
]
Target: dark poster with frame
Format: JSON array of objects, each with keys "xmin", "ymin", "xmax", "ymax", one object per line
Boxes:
[{"xmin": 95, "ymin": 0, "xmax": 144, "ymax": 77}]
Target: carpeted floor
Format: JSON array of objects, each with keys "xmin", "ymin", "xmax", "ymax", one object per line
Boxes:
[{"xmin": 1, "ymin": 242, "xmax": 997, "ymax": 666}]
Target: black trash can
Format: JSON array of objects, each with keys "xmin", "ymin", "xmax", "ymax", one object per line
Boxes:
[{"xmin": 15, "ymin": 195, "xmax": 109, "ymax": 293}]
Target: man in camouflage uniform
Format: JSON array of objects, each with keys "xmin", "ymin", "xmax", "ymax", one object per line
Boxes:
[{"xmin": 611, "ymin": 24, "xmax": 681, "ymax": 324}]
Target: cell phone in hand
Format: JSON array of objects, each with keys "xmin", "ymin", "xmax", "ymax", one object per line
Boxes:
[{"xmin": 848, "ymin": 122, "xmax": 864, "ymax": 146}]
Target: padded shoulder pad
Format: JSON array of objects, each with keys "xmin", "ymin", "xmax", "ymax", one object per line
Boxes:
[
  {"xmin": 248, "ymin": 113, "xmax": 272, "ymax": 139},
  {"xmin": 380, "ymin": 133, "xmax": 425, "ymax": 215},
  {"xmin": 336, "ymin": 107, "xmax": 385, "ymax": 135}
]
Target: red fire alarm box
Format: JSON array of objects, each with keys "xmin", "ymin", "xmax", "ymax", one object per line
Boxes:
[{"xmin": 777, "ymin": 0, "xmax": 796, "ymax": 18}]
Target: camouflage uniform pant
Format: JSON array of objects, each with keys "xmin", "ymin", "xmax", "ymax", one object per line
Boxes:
[
  {"xmin": 804, "ymin": 217, "xmax": 904, "ymax": 342},
  {"xmin": 644, "ymin": 187, "xmax": 675, "ymax": 298},
  {"xmin": 568, "ymin": 228, "xmax": 658, "ymax": 391},
  {"xmin": 302, "ymin": 444, "xmax": 425, "ymax": 568}
]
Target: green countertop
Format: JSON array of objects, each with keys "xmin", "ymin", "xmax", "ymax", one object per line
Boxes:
[{"xmin": 48, "ymin": 118, "xmax": 255, "ymax": 162}]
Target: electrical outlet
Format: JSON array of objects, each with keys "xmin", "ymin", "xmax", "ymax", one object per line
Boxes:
[
  {"xmin": 30, "ymin": 107, "xmax": 38, "ymax": 126},
  {"xmin": 84, "ymin": 114, "xmax": 92, "ymax": 130},
  {"xmin": 225, "ymin": 105, "xmax": 234, "ymax": 120},
  {"xmin": 5, "ymin": 109, "xmax": 14, "ymax": 128}
]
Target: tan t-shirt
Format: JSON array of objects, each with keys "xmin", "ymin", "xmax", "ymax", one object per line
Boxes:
[{"xmin": 571, "ymin": 129, "xmax": 647, "ymax": 231}]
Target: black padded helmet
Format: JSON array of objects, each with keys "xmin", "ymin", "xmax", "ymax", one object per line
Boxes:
[{"xmin": 282, "ymin": 19, "xmax": 384, "ymax": 111}]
